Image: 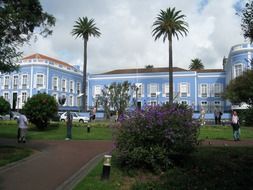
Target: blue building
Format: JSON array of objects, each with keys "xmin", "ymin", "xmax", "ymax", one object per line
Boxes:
[
  {"xmin": 0, "ymin": 53, "xmax": 82, "ymax": 110},
  {"xmin": 0, "ymin": 43, "xmax": 252, "ymax": 113},
  {"xmin": 88, "ymin": 43, "xmax": 253, "ymax": 113}
]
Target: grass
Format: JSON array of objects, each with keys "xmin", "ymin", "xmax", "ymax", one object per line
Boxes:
[
  {"xmin": 0, "ymin": 120, "xmax": 113, "ymax": 140},
  {"xmin": 74, "ymin": 147, "xmax": 253, "ymax": 190},
  {"xmin": 0, "ymin": 146, "xmax": 33, "ymax": 167},
  {"xmin": 199, "ymin": 125, "xmax": 253, "ymax": 140}
]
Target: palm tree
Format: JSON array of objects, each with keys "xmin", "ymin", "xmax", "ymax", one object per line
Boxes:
[
  {"xmin": 189, "ymin": 58, "xmax": 204, "ymax": 70},
  {"xmin": 72, "ymin": 17, "xmax": 101, "ymax": 111},
  {"xmin": 152, "ymin": 7, "xmax": 188, "ymax": 104}
]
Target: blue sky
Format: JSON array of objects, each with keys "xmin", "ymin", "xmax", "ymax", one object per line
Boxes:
[{"xmin": 22, "ymin": 0, "xmax": 247, "ymax": 74}]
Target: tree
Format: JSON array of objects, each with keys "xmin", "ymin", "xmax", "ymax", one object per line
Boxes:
[
  {"xmin": 97, "ymin": 81, "xmax": 131, "ymax": 115},
  {"xmin": 189, "ymin": 58, "xmax": 204, "ymax": 70},
  {"xmin": 224, "ymin": 70, "xmax": 253, "ymax": 105},
  {"xmin": 72, "ymin": 17, "xmax": 101, "ymax": 112},
  {"xmin": 152, "ymin": 7, "xmax": 188, "ymax": 104},
  {"xmin": 22, "ymin": 93, "xmax": 58, "ymax": 129},
  {"xmin": 0, "ymin": 96, "xmax": 10, "ymax": 115},
  {"xmin": 0, "ymin": 0, "xmax": 55, "ymax": 73},
  {"xmin": 239, "ymin": 1, "xmax": 253, "ymax": 42}
]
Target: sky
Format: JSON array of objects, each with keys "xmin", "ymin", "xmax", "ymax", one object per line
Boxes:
[{"xmin": 21, "ymin": 0, "xmax": 248, "ymax": 74}]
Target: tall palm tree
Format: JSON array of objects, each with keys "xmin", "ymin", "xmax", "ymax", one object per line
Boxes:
[
  {"xmin": 152, "ymin": 7, "xmax": 188, "ymax": 104},
  {"xmin": 189, "ymin": 58, "xmax": 204, "ymax": 70},
  {"xmin": 72, "ymin": 17, "xmax": 101, "ymax": 111}
]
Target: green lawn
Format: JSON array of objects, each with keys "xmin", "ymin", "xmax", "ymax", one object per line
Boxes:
[
  {"xmin": 0, "ymin": 146, "xmax": 33, "ymax": 167},
  {"xmin": 75, "ymin": 147, "xmax": 253, "ymax": 190},
  {"xmin": 0, "ymin": 120, "xmax": 113, "ymax": 140},
  {"xmin": 199, "ymin": 125, "xmax": 253, "ymax": 140}
]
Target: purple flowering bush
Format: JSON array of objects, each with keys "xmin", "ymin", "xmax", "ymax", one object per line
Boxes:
[{"xmin": 114, "ymin": 103, "xmax": 200, "ymax": 171}]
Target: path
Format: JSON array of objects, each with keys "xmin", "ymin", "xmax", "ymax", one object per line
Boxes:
[{"xmin": 0, "ymin": 138, "xmax": 113, "ymax": 190}]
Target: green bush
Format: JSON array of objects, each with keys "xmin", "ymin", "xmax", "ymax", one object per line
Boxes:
[
  {"xmin": 114, "ymin": 103, "xmax": 200, "ymax": 172},
  {"xmin": 23, "ymin": 93, "xmax": 58, "ymax": 129},
  {"xmin": 236, "ymin": 106, "xmax": 253, "ymax": 126},
  {"xmin": 0, "ymin": 96, "xmax": 10, "ymax": 115}
]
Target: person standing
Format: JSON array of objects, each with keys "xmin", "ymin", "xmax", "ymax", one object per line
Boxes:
[
  {"xmin": 17, "ymin": 112, "xmax": 28, "ymax": 143},
  {"xmin": 231, "ymin": 111, "xmax": 240, "ymax": 141},
  {"xmin": 214, "ymin": 109, "xmax": 219, "ymax": 125},
  {"xmin": 200, "ymin": 107, "xmax": 206, "ymax": 126},
  {"xmin": 66, "ymin": 111, "xmax": 73, "ymax": 140}
]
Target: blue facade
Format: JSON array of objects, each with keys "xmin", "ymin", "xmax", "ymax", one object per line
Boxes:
[
  {"xmin": 0, "ymin": 43, "xmax": 252, "ymax": 113},
  {"xmin": 88, "ymin": 43, "xmax": 253, "ymax": 113},
  {"xmin": 0, "ymin": 54, "xmax": 82, "ymax": 110}
]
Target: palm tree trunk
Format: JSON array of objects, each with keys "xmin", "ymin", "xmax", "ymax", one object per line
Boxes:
[
  {"xmin": 82, "ymin": 39, "xmax": 88, "ymax": 111},
  {"xmin": 168, "ymin": 35, "xmax": 173, "ymax": 104}
]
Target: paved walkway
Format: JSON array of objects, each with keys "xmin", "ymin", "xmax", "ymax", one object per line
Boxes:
[{"xmin": 0, "ymin": 138, "xmax": 113, "ymax": 190}]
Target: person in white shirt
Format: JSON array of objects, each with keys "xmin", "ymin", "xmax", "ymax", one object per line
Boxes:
[
  {"xmin": 17, "ymin": 113, "xmax": 28, "ymax": 143},
  {"xmin": 231, "ymin": 111, "xmax": 240, "ymax": 141}
]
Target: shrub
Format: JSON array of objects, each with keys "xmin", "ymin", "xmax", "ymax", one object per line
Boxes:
[
  {"xmin": 114, "ymin": 103, "xmax": 200, "ymax": 172},
  {"xmin": 0, "ymin": 96, "xmax": 10, "ymax": 115},
  {"xmin": 22, "ymin": 93, "xmax": 58, "ymax": 129},
  {"xmin": 236, "ymin": 106, "xmax": 253, "ymax": 126}
]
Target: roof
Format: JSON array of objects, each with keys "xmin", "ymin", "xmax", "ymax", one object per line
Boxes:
[
  {"xmin": 101, "ymin": 67, "xmax": 224, "ymax": 75},
  {"xmin": 102, "ymin": 67, "xmax": 187, "ymax": 74},
  {"xmin": 22, "ymin": 53, "xmax": 73, "ymax": 68},
  {"xmin": 194, "ymin": 69, "xmax": 224, "ymax": 73}
]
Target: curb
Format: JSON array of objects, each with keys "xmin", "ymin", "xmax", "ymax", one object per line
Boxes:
[{"xmin": 56, "ymin": 151, "xmax": 109, "ymax": 190}]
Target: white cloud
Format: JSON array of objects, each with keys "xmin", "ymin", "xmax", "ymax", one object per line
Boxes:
[{"xmin": 21, "ymin": 0, "xmax": 247, "ymax": 73}]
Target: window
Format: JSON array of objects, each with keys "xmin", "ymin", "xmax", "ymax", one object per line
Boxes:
[
  {"xmin": 213, "ymin": 83, "xmax": 223, "ymax": 97},
  {"xmin": 162, "ymin": 83, "xmax": 170, "ymax": 97},
  {"xmin": 149, "ymin": 83, "xmax": 158, "ymax": 97},
  {"xmin": 69, "ymin": 81, "xmax": 74, "ymax": 93},
  {"xmin": 179, "ymin": 82, "xmax": 190, "ymax": 97},
  {"xmin": 94, "ymin": 85, "xmax": 101, "ymax": 97},
  {"xmin": 200, "ymin": 101, "xmax": 209, "ymax": 112},
  {"xmin": 234, "ymin": 64, "xmax": 243, "ymax": 78},
  {"xmin": 4, "ymin": 76, "xmax": 9, "ymax": 89},
  {"xmin": 200, "ymin": 84, "xmax": 208, "ymax": 98},
  {"xmin": 52, "ymin": 77, "xmax": 58, "ymax": 91},
  {"xmin": 77, "ymin": 82, "xmax": 81, "ymax": 94},
  {"xmin": 36, "ymin": 74, "xmax": 44, "ymax": 88},
  {"xmin": 3, "ymin": 92, "xmax": 9, "ymax": 101},
  {"xmin": 180, "ymin": 100, "xmax": 188, "ymax": 105},
  {"xmin": 21, "ymin": 92, "xmax": 27, "ymax": 103},
  {"xmin": 22, "ymin": 75, "xmax": 28, "ymax": 89},
  {"xmin": 149, "ymin": 100, "xmax": 157, "ymax": 106},
  {"xmin": 52, "ymin": 93, "xmax": 58, "ymax": 101},
  {"xmin": 62, "ymin": 79, "xmax": 66, "ymax": 92},
  {"xmin": 13, "ymin": 75, "xmax": 18, "ymax": 89},
  {"xmin": 69, "ymin": 95, "xmax": 73, "ymax": 106},
  {"xmin": 137, "ymin": 84, "xmax": 144, "ymax": 98}
]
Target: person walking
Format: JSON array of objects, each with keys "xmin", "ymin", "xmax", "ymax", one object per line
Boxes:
[
  {"xmin": 231, "ymin": 111, "xmax": 240, "ymax": 141},
  {"xmin": 17, "ymin": 112, "xmax": 28, "ymax": 143},
  {"xmin": 66, "ymin": 111, "xmax": 73, "ymax": 140}
]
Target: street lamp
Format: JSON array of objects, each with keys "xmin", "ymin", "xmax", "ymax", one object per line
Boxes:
[{"xmin": 135, "ymin": 83, "xmax": 142, "ymax": 109}]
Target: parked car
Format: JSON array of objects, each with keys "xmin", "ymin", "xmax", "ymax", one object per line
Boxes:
[
  {"xmin": 0, "ymin": 114, "xmax": 10, "ymax": 120},
  {"xmin": 60, "ymin": 112, "xmax": 89, "ymax": 123},
  {"xmin": 12, "ymin": 111, "xmax": 21, "ymax": 120}
]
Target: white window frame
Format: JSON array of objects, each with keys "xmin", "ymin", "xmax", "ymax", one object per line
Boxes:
[
  {"xmin": 22, "ymin": 74, "xmax": 28, "ymax": 89},
  {"xmin": 36, "ymin": 74, "xmax": 44, "ymax": 89},
  {"xmin": 93, "ymin": 85, "xmax": 102, "ymax": 97},
  {"xmin": 149, "ymin": 83, "xmax": 158, "ymax": 98},
  {"xmin": 69, "ymin": 95, "xmax": 73, "ymax": 106},
  {"xmin": 233, "ymin": 63, "xmax": 244, "ymax": 79},
  {"xmin": 213, "ymin": 83, "xmax": 223, "ymax": 98},
  {"xmin": 52, "ymin": 77, "xmax": 58, "ymax": 91},
  {"xmin": 13, "ymin": 75, "xmax": 19, "ymax": 89},
  {"xmin": 61, "ymin": 79, "xmax": 66, "ymax": 92},
  {"xmin": 162, "ymin": 83, "xmax": 170, "ymax": 97},
  {"xmin": 69, "ymin": 80, "xmax": 74, "ymax": 93},
  {"xmin": 200, "ymin": 83, "xmax": 208, "ymax": 98},
  {"xmin": 21, "ymin": 91, "xmax": 27, "ymax": 104},
  {"xmin": 179, "ymin": 82, "xmax": 190, "ymax": 97},
  {"xmin": 77, "ymin": 82, "xmax": 81, "ymax": 94},
  {"xmin": 4, "ymin": 76, "xmax": 10, "ymax": 89},
  {"xmin": 3, "ymin": 92, "xmax": 9, "ymax": 101}
]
